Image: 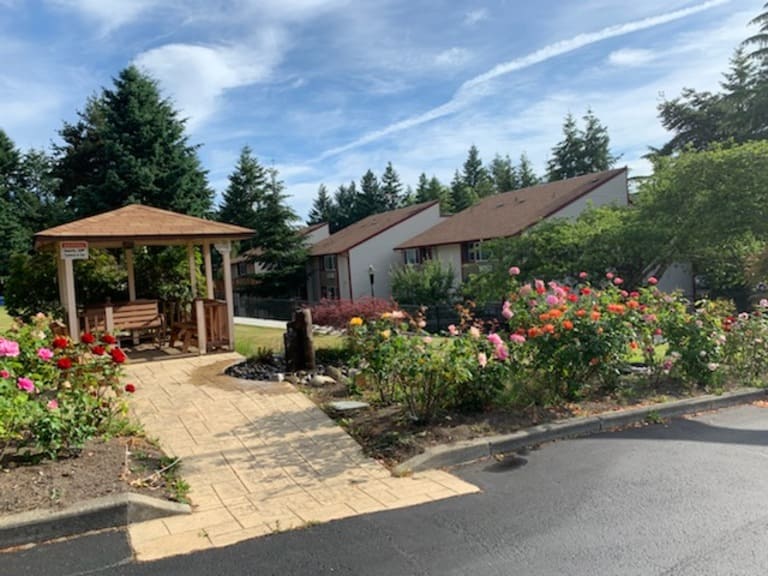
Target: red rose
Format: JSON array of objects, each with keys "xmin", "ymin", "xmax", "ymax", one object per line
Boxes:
[
  {"xmin": 57, "ymin": 357, "xmax": 72, "ymax": 370},
  {"xmin": 52, "ymin": 336, "xmax": 69, "ymax": 349},
  {"xmin": 124, "ymin": 383, "xmax": 136, "ymax": 393},
  {"xmin": 91, "ymin": 345, "xmax": 105, "ymax": 356},
  {"xmin": 101, "ymin": 334, "xmax": 117, "ymax": 345},
  {"xmin": 81, "ymin": 332, "xmax": 95, "ymax": 344},
  {"xmin": 110, "ymin": 347, "xmax": 127, "ymax": 364}
]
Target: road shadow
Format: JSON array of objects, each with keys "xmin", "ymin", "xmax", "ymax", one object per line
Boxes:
[{"xmin": 590, "ymin": 411, "xmax": 768, "ymax": 447}]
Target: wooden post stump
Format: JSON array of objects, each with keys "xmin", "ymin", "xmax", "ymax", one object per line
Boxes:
[{"xmin": 284, "ymin": 308, "xmax": 316, "ymax": 372}]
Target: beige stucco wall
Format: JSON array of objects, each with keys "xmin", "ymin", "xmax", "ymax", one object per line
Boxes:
[
  {"xmin": 432, "ymin": 244, "xmax": 463, "ymax": 289},
  {"xmin": 348, "ymin": 204, "xmax": 442, "ymax": 301},
  {"xmin": 550, "ymin": 171, "xmax": 628, "ymax": 219}
]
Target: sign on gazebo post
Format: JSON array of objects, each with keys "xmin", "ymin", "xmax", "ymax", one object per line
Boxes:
[{"xmin": 56, "ymin": 242, "xmax": 80, "ymax": 340}]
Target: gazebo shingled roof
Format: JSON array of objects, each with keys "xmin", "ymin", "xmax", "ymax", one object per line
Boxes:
[{"xmin": 34, "ymin": 204, "xmax": 254, "ymax": 248}]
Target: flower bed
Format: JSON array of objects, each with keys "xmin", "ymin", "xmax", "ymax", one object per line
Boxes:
[
  {"xmin": 344, "ymin": 269, "xmax": 768, "ymax": 424},
  {"xmin": 0, "ymin": 314, "xmax": 134, "ymax": 462}
]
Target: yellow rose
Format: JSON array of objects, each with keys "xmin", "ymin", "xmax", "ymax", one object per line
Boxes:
[
  {"xmin": 380, "ymin": 329, "xmax": 391, "ymax": 339},
  {"xmin": 349, "ymin": 317, "xmax": 364, "ymax": 327}
]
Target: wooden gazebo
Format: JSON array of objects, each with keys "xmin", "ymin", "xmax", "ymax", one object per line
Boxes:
[{"xmin": 34, "ymin": 204, "xmax": 255, "ymax": 353}]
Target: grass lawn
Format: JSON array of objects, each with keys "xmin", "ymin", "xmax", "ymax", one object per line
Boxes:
[
  {"xmin": 234, "ymin": 324, "xmax": 343, "ymax": 357},
  {"xmin": 0, "ymin": 306, "xmax": 12, "ymax": 332}
]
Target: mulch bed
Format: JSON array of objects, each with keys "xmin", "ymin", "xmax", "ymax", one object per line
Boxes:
[
  {"xmin": 0, "ymin": 437, "xmax": 181, "ymax": 517},
  {"xmin": 293, "ymin": 374, "xmax": 730, "ymax": 467}
]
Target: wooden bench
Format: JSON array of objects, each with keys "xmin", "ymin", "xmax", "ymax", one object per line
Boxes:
[{"xmin": 82, "ymin": 300, "xmax": 166, "ymax": 345}]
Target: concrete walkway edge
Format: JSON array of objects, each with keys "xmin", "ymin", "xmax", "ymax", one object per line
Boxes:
[
  {"xmin": 393, "ymin": 388, "xmax": 768, "ymax": 474},
  {"xmin": 0, "ymin": 493, "xmax": 190, "ymax": 549}
]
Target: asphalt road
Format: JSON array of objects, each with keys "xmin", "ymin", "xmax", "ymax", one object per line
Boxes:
[{"xmin": 4, "ymin": 404, "xmax": 768, "ymax": 576}]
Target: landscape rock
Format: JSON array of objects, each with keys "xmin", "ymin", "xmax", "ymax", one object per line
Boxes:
[
  {"xmin": 327, "ymin": 400, "xmax": 370, "ymax": 413},
  {"xmin": 310, "ymin": 374, "xmax": 337, "ymax": 387}
]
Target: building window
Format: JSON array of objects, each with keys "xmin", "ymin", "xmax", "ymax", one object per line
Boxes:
[
  {"xmin": 322, "ymin": 255, "xmax": 337, "ymax": 271},
  {"xmin": 466, "ymin": 241, "xmax": 488, "ymax": 263},
  {"xmin": 420, "ymin": 247, "xmax": 433, "ymax": 261},
  {"xmin": 236, "ymin": 262, "xmax": 248, "ymax": 276},
  {"xmin": 403, "ymin": 249, "xmax": 419, "ymax": 265}
]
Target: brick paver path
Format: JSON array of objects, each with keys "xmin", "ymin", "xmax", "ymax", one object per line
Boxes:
[{"xmin": 125, "ymin": 353, "xmax": 479, "ymax": 561}]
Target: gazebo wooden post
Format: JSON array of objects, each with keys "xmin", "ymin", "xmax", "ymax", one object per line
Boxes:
[
  {"xmin": 203, "ymin": 242, "xmax": 214, "ymax": 299},
  {"xmin": 187, "ymin": 243, "xmax": 197, "ymax": 298},
  {"xmin": 56, "ymin": 242, "xmax": 79, "ymax": 340},
  {"xmin": 125, "ymin": 245, "xmax": 136, "ymax": 301},
  {"xmin": 216, "ymin": 242, "xmax": 235, "ymax": 350}
]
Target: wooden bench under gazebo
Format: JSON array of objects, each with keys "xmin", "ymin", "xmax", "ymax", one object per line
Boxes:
[{"xmin": 34, "ymin": 204, "xmax": 255, "ymax": 354}]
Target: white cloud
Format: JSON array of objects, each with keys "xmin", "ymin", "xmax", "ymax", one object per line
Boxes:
[
  {"xmin": 134, "ymin": 32, "xmax": 285, "ymax": 131},
  {"xmin": 319, "ymin": 0, "xmax": 730, "ymax": 159},
  {"xmin": 46, "ymin": 0, "xmax": 160, "ymax": 33},
  {"xmin": 608, "ymin": 48, "xmax": 656, "ymax": 66},
  {"xmin": 464, "ymin": 8, "xmax": 488, "ymax": 25},
  {"xmin": 435, "ymin": 47, "xmax": 472, "ymax": 68}
]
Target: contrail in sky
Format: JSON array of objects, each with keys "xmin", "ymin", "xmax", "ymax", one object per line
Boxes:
[{"xmin": 319, "ymin": 0, "xmax": 729, "ymax": 160}]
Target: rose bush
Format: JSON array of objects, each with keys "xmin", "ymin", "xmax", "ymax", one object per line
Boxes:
[
  {"xmin": 343, "ymin": 266, "xmax": 768, "ymax": 419},
  {"xmin": 0, "ymin": 314, "xmax": 133, "ymax": 460}
]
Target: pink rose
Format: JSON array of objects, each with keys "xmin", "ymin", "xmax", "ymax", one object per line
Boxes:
[
  {"xmin": 37, "ymin": 347, "xmax": 54, "ymax": 361},
  {"xmin": 510, "ymin": 333, "xmax": 526, "ymax": 344},
  {"xmin": 606, "ymin": 272, "xmax": 614, "ymax": 280},
  {"xmin": 477, "ymin": 352, "xmax": 488, "ymax": 368},
  {"xmin": 17, "ymin": 377, "xmax": 35, "ymax": 393},
  {"xmin": 0, "ymin": 369, "xmax": 9, "ymax": 379},
  {"xmin": 508, "ymin": 266, "xmax": 520, "ymax": 276},
  {"xmin": 0, "ymin": 338, "xmax": 20, "ymax": 358},
  {"xmin": 487, "ymin": 333, "xmax": 503, "ymax": 347},
  {"xmin": 447, "ymin": 324, "xmax": 458, "ymax": 336},
  {"xmin": 613, "ymin": 277, "xmax": 624, "ymax": 285},
  {"xmin": 648, "ymin": 277, "xmax": 658, "ymax": 285},
  {"xmin": 494, "ymin": 344, "xmax": 509, "ymax": 361},
  {"xmin": 579, "ymin": 271, "xmax": 588, "ymax": 280},
  {"xmin": 47, "ymin": 399, "xmax": 59, "ymax": 410},
  {"xmin": 546, "ymin": 294, "xmax": 560, "ymax": 306}
]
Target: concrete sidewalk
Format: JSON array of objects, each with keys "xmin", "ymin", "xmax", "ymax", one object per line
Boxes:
[
  {"xmin": 234, "ymin": 317, "xmax": 287, "ymax": 329},
  {"xmin": 126, "ymin": 354, "xmax": 478, "ymax": 561}
]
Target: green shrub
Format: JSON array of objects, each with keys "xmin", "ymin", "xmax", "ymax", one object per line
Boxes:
[{"xmin": 391, "ymin": 260, "xmax": 455, "ymax": 306}]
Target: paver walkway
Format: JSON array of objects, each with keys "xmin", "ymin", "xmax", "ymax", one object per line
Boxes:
[{"xmin": 125, "ymin": 353, "xmax": 479, "ymax": 561}]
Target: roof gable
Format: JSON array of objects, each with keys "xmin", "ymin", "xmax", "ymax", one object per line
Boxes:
[
  {"xmin": 311, "ymin": 201, "xmax": 439, "ymax": 256},
  {"xmin": 396, "ymin": 168, "xmax": 627, "ymax": 249}
]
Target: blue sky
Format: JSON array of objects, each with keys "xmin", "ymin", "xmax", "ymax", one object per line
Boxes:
[{"xmin": 0, "ymin": 0, "xmax": 759, "ymax": 219}]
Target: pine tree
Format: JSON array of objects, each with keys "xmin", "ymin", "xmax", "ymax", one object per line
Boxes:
[
  {"xmin": 307, "ymin": 184, "xmax": 334, "ymax": 225},
  {"xmin": 218, "ymin": 146, "xmax": 268, "ymax": 232},
  {"xmin": 380, "ymin": 162, "xmax": 403, "ymax": 209},
  {"xmin": 55, "ymin": 65, "xmax": 213, "ymax": 218},
  {"xmin": 249, "ymin": 168, "xmax": 308, "ymax": 297},
  {"xmin": 449, "ymin": 169, "xmax": 476, "ymax": 213},
  {"xmin": 582, "ymin": 109, "xmax": 618, "ymax": 172},
  {"xmin": 358, "ymin": 169, "xmax": 386, "ymax": 215},
  {"xmin": 517, "ymin": 153, "xmax": 540, "ymax": 188},
  {"xmin": 331, "ymin": 181, "xmax": 361, "ymax": 232},
  {"xmin": 489, "ymin": 154, "xmax": 519, "ymax": 193},
  {"xmin": 743, "ymin": 2, "xmax": 768, "ymax": 61},
  {"xmin": 415, "ymin": 173, "xmax": 430, "ymax": 202},
  {"xmin": 461, "ymin": 145, "xmax": 494, "ymax": 198},
  {"xmin": 547, "ymin": 113, "xmax": 584, "ymax": 181}
]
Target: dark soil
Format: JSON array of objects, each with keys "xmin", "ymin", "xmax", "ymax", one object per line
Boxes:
[{"xmin": 0, "ymin": 437, "xmax": 183, "ymax": 516}]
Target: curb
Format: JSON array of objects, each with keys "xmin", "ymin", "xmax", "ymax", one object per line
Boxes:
[
  {"xmin": 393, "ymin": 388, "xmax": 767, "ymax": 475},
  {"xmin": 0, "ymin": 493, "xmax": 191, "ymax": 549}
]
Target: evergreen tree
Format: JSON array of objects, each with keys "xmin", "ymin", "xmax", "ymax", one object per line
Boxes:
[
  {"xmin": 307, "ymin": 184, "xmax": 334, "ymax": 225},
  {"xmin": 218, "ymin": 146, "xmax": 268, "ymax": 233},
  {"xmin": 380, "ymin": 162, "xmax": 403, "ymax": 209},
  {"xmin": 358, "ymin": 169, "xmax": 386, "ymax": 215},
  {"xmin": 547, "ymin": 111, "xmax": 616, "ymax": 180},
  {"xmin": 249, "ymin": 168, "xmax": 308, "ymax": 297},
  {"xmin": 0, "ymin": 130, "xmax": 27, "ymax": 282},
  {"xmin": 415, "ymin": 173, "xmax": 430, "ymax": 202},
  {"xmin": 517, "ymin": 153, "xmax": 540, "ymax": 187},
  {"xmin": 461, "ymin": 145, "xmax": 494, "ymax": 198},
  {"xmin": 489, "ymin": 154, "xmax": 519, "ymax": 193},
  {"xmin": 582, "ymin": 109, "xmax": 619, "ymax": 172},
  {"xmin": 331, "ymin": 181, "xmax": 361, "ymax": 232},
  {"xmin": 743, "ymin": 2, "xmax": 768, "ymax": 61},
  {"xmin": 55, "ymin": 65, "xmax": 213, "ymax": 218},
  {"xmin": 547, "ymin": 113, "xmax": 585, "ymax": 181},
  {"xmin": 449, "ymin": 169, "xmax": 476, "ymax": 213}
]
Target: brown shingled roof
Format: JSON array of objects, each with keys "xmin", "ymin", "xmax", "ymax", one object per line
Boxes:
[
  {"xmin": 34, "ymin": 204, "xmax": 255, "ymax": 248},
  {"xmin": 396, "ymin": 168, "xmax": 627, "ymax": 250},
  {"xmin": 311, "ymin": 201, "xmax": 439, "ymax": 256}
]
